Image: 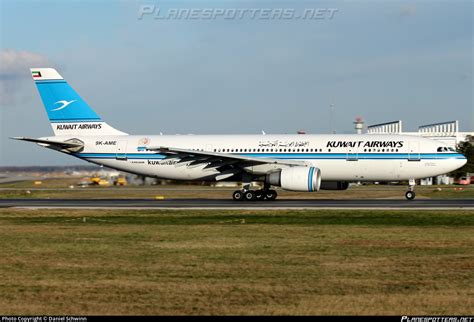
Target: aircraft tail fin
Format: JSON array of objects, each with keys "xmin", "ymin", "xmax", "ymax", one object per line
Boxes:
[{"xmin": 30, "ymin": 68, "xmax": 127, "ymax": 136}]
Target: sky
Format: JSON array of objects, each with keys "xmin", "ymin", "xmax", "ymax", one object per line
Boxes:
[{"xmin": 0, "ymin": 0, "xmax": 472, "ymax": 166}]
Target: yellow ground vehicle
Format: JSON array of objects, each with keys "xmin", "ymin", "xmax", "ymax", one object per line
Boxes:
[
  {"xmin": 90, "ymin": 177, "xmax": 110, "ymax": 186},
  {"xmin": 113, "ymin": 176, "xmax": 127, "ymax": 186}
]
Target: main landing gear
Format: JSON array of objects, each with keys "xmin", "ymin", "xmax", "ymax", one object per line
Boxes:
[
  {"xmin": 405, "ymin": 178, "xmax": 416, "ymax": 200},
  {"xmin": 232, "ymin": 184, "xmax": 278, "ymax": 201}
]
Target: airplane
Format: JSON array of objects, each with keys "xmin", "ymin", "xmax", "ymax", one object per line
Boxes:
[{"xmin": 13, "ymin": 68, "xmax": 467, "ymax": 201}]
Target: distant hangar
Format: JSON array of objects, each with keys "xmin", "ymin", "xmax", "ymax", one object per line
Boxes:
[{"xmin": 366, "ymin": 120, "xmax": 473, "ymax": 148}]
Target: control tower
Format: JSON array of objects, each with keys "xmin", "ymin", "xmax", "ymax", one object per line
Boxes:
[{"xmin": 354, "ymin": 116, "xmax": 364, "ymax": 134}]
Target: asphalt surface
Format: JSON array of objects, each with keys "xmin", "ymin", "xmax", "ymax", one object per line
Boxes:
[{"xmin": 1, "ymin": 198, "xmax": 474, "ymax": 209}]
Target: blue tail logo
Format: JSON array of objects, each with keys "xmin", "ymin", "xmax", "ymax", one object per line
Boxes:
[
  {"xmin": 30, "ymin": 68, "xmax": 128, "ymax": 136},
  {"xmin": 30, "ymin": 68, "xmax": 101, "ymax": 123},
  {"xmin": 51, "ymin": 100, "xmax": 77, "ymax": 111}
]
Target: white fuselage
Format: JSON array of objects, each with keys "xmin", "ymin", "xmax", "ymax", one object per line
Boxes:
[{"xmin": 47, "ymin": 134, "xmax": 466, "ymax": 182}]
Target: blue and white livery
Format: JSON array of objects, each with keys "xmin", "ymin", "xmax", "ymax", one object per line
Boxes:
[{"xmin": 13, "ymin": 68, "xmax": 467, "ymax": 201}]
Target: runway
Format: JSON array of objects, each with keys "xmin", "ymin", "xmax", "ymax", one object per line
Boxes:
[{"xmin": 1, "ymin": 198, "xmax": 474, "ymax": 209}]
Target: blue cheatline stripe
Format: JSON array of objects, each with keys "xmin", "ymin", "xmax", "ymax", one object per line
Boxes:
[
  {"xmin": 240, "ymin": 153, "xmax": 463, "ymax": 159},
  {"xmin": 74, "ymin": 152, "xmax": 465, "ymax": 160},
  {"xmin": 34, "ymin": 80, "xmax": 67, "ymax": 84},
  {"xmin": 77, "ymin": 153, "xmax": 166, "ymax": 159},
  {"xmin": 50, "ymin": 119, "xmax": 102, "ymax": 123}
]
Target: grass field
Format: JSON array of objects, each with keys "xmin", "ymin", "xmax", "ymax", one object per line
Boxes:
[{"xmin": 0, "ymin": 208, "xmax": 473, "ymax": 315}]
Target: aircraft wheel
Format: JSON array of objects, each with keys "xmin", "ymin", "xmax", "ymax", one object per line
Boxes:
[
  {"xmin": 232, "ymin": 190, "xmax": 244, "ymax": 201},
  {"xmin": 244, "ymin": 190, "xmax": 256, "ymax": 201},
  {"xmin": 265, "ymin": 190, "xmax": 277, "ymax": 201},
  {"xmin": 255, "ymin": 190, "xmax": 265, "ymax": 201},
  {"xmin": 405, "ymin": 191, "xmax": 416, "ymax": 200}
]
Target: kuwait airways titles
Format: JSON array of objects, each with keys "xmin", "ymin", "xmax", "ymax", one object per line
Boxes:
[
  {"xmin": 56, "ymin": 123, "xmax": 102, "ymax": 130},
  {"xmin": 326, "ymin": 140, "xmax": 404, "ymax": 148}
]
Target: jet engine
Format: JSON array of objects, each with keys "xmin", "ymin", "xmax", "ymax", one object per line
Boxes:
[{"xmin": 266, "ymin": 166, "xmax": 321, "ymax": 192}]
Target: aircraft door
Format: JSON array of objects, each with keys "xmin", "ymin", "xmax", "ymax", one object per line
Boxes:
[
  {"xmin": 346, "ymin": 147, "xmax": 358, "ymax": 161},
  {"xmin": 116, "ymin": 140, "xmax": 128, "ymax": 160},
  {"xmin": 408, "ymin": 142, "xmax": 420, "ymax": 161}
]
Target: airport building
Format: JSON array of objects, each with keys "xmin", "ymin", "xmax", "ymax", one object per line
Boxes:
[{"xmin": 366, "ymin": 120, "xmax": 473, "ymax": 148}]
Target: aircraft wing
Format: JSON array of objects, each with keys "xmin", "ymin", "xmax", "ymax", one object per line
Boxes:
[
  {"xmin": 11, "ymin": 137, "xmax": 84, "ymax": 151},
  {"xmin": 145, "ymin": 146, "xmax": 307, "ymax": 169}
]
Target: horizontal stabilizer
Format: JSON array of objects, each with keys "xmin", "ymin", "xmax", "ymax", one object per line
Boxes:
[{"xmin": 10, "ymin": 137, "xmax": 84, "ymax": 151}]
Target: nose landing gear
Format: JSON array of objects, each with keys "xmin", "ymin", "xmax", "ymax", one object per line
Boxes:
[
  {"xmin": 405, "ymin": 179, "xmax": 416, "ymax": 200},
  {"xmin": 405, "ymin": 190, "xmax": 416, "ymax": 200}
]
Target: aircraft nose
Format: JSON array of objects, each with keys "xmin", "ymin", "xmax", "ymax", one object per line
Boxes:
[
  {"xmin": 460, "ymin": 154, "xmax": 467, "ymax": 167},
  {"xmin": 455, "ymin": 153, "xmax": 467, "ymax": 168}
]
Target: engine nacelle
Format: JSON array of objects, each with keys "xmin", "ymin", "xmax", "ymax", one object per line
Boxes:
[
  {"xmin": 266, "ymin": 166, "xmax": 321, "ymax": 192},
  {"xmin": 320, "ymin": 181, "xmax": 349, "ymax": 190}
]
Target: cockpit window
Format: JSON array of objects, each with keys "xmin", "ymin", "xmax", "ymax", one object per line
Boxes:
[{"xmin": 438, "ymin": 146, "xmax": 456, "ymax": 152}]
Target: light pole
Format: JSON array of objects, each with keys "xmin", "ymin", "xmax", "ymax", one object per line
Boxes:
[{"xmin": 330, "ymin": 103, "xmax": 335, "ymax": 134}]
